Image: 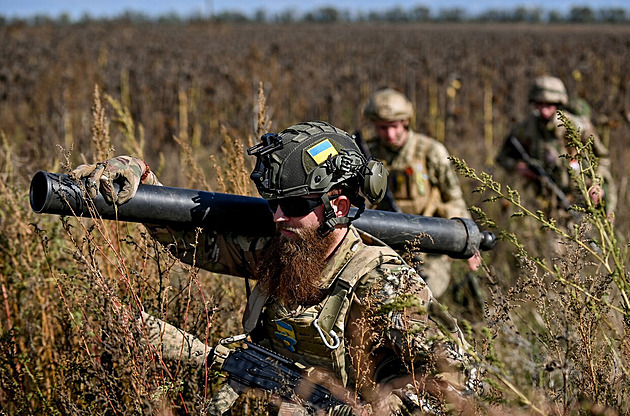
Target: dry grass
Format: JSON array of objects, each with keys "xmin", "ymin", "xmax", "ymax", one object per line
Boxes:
[{"xmin": 0, "ymin": 21, "xmax": 628, "ymax": 415}]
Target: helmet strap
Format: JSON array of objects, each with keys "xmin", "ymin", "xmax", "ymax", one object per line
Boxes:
[{"xmin": 317, "ymin": 193, "xmax": 364, "ymax": 237}]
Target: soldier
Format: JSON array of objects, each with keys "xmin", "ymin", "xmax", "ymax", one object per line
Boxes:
[
  {"xmin": 72, "ymin": 121, "xmax": 481, "ymax": 415},
  {"xmin": 362, "ymin": 88, "xmax": 481, "ymax": 299},
  {"xmin": 495, "ymin": 75, "xmax": 617, "ymax": 219}
]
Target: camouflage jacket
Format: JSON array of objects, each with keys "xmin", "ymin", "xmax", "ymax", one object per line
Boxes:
[
  {"xmin": 496, "ymin": 110, "xmax": 617, "ymax": 213},
  {"xmin": 368, "ymin": 130, "xmax": 470, "ymax": 220},
  {"xmin": 146, "ymin": 223, "xmax": 478, "ymax": 408}
]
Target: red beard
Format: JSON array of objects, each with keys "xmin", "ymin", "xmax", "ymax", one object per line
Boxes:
[{"xmin": 255, "ymin": 224, "xmax": 335, "ymax": 305}]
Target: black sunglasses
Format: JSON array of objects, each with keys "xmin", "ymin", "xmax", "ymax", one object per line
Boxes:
[
  {"xmin": 267, "ymin": 196, "xmax": 323, "ymax": 217},
  {"xmin": 267, "ymin": 195, "xmax": 339, "ymax": 217}
]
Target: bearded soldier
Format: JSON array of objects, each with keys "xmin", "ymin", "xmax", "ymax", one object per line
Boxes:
[
  {"xmin": 72, "ymin": 121, "xmax": 481, "ymax": 415},
  {"xmin": 362, "ymin": 89, "xmax": 480, "ymax": 299},
  {"xmin": 496, "ymin": 75, "xmax": 617, "ymax": 219}
]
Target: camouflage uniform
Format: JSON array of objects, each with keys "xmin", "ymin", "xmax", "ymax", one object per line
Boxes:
[
  {"xmin": 362, "ymin": 88, "xmax": 472, "ymax": 299},
  {"xmin": 368, "ymin": 130, "xmax": 471, "ymax": 298},
  {"xmin": 146, "ymin": 222, "xmax": 478, "ymax": 415},
  {"xmin": 496, "ymin": 78, "xmax": 617, "ymax": 216},
  {"xmin": 73, "ymin": 122, "xmax": 480, "ymax": 415}
]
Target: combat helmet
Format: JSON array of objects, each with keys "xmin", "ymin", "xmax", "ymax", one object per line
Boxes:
[
  {"xmin": 363, "ymin": 88, "xmax": 414, "ymax": 122},
  {"xmin": 528, "ymin": 76, "xmax": 568, "ymax": 106},
  {"xmin": 248, "ymin": 121, "xmax": 389, "ymax": 235}
]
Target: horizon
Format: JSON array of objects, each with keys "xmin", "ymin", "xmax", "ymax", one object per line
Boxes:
[{"xmin": 2, "ymin": 0, "xmax": 629, "ymax": 21}]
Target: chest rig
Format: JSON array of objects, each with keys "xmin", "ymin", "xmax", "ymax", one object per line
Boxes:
[
  {"xmin": 372, "ymin": 132, "xmax": 439, "ymax": 216},
  {"xmin": 514, "ymin": 116, "xmax": 571, "ymax": 191},
  {"xmin": 242, "ymin": 240, "xmax": 400, "ymax": 387}
]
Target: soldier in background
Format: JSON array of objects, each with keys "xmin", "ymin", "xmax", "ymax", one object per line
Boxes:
[
  {"xmin": 496, "ymin": 75, "xmax": 617, "ymax": 220},
  {"xmin": 363, "ymin": 88, "xmax": 481, "ymax": 299},
  {"xmin": 72, "ymin": 121, "xmax": 481, "ymax": 415}
]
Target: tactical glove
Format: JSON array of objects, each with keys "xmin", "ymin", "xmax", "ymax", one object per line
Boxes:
[
  {"xmin": 71, "ymin": 155, "xmax": 161, "ymax": 205},
  {"xmin": 327, "ymin": 404, "xmax": 356, "ymax": 416}
]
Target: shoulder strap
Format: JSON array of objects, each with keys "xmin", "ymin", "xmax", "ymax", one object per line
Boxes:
[
  {"xmin": 318, "ymin": 244, "xmax": 400, "ymax": 335},
  {"xmin": 242, "ymin": 284, "xmax": 268, "ymax": 334},
  {"xmin": 317, "ymin": 244, "xmax": 401, "ymax": 386}
]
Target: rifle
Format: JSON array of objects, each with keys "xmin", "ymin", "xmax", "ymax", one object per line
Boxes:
[
  {"xmin": 29, "ymin": 171, "xmax": 497, "ymax": 258},
  {"xmin": 140, "ymin": 312, "xmax": 349, "ymax": 414},
  {"xmin": 508, "ymin": 136, "xmax": 581, "ymax": 222},
  {"xmin": 213, "ymin": 337, "xmax": 349, "ymax": 413},
  {"xmin": 352, "ymin": 131, "xmax": 402, "ymax": 213}
]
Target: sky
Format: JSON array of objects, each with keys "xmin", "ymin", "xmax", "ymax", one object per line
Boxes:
[{"xmin": 1, "ymin": 0, "xmax": 628, "ymax": 20}]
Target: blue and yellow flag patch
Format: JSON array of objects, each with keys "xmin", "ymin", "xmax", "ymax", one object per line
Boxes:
[
  {"xmin": 306, "ymin": 139, "xmax": 338, "ymax": 165},
  {"xmin": 274, "ymin": 320, "xmax": 298, "ymax": 352}
]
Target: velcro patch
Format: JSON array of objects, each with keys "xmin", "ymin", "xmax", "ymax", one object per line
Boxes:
[
  {"xmin": 306, "ymin": 139, "xmax": 338, "ymax": 164},
  {"xmin": 274, "ymin": 320, "xmax": 298, "ymax": 352}
]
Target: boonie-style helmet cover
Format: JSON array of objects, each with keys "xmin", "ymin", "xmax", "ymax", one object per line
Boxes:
[{"xmin": 248, "ymin": 121, "xmax": 389, "ymax": 234}]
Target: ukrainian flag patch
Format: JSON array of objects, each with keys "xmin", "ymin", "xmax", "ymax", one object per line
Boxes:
[
  {"xmin": 274, "ymin": 321, "xmax": 297, "ymax": 352},
  {"xmin": 307, "ymin": 139, "xmax": 338, "ymax": 164}
]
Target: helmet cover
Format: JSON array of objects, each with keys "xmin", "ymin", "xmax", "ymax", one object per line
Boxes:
[
  {"xmin": 528, "ymin": 76, "xmax": 568, "ymax": 105},
  {"xmin": 363, "ymin": 88, "xmax": 414, "ymax": 122},
  {"xmin": 248, "ymin": 121, "xmax": 387, "ymax": 205}
]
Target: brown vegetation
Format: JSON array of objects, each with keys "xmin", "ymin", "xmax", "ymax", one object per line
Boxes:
[{"xmin": 0, "ymin": 21, "xmax": 628, "ymax": 414}]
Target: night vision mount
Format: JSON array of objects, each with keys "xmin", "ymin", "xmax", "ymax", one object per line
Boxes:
[{"xmin": 248, "ymin": 132, "xmax": 283, "ymax": 193}]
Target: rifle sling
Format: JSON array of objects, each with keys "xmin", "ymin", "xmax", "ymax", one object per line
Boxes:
[{"xmin": 243, "ymin": 285, "xmax": 268, "ymax": 334}]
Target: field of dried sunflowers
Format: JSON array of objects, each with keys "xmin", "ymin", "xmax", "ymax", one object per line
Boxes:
[{"xmin": 1, "ymin": 21, "xmax": 628, "ymax": 415}]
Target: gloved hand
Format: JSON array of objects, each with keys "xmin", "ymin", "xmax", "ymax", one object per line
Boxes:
[
  {"xmin": 328, "ymin": 402, "xmax": 377, "ymax": 416},
  {"xmin": 327, "ymin": 404, "xmax": 355, "ymax": 416},
  {"xmin": 367, "ymin": 386, "xmax": 426, "ymax": 416},
  {"xmin": 71, "ymin": 155, "xmax": 161, "ymax": 205}
]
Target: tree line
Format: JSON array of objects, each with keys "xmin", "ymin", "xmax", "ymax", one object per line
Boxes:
[{"xmin": 2, "ymin": 5, "xmax": 630, "ymax": 26}]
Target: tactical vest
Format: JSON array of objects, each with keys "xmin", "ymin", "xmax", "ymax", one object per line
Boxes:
[
  {"xmin": 372, "ymin": 132, "xmax": 439, "ymax": 216},
  {"xmin": 242, "ymin": 238, "xmax": 402, "ymax": 388},
  {"xmin": 511, "ymin": 115, "xmax": 571, "ymax": 191}
]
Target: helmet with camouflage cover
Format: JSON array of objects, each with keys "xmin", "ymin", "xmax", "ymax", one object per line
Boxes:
[
  {"xmin": 248, "ymin": 121, "xmax": 389, "ymax": 234},
  {"xmin": 363, "ymin": 88, "xmax": 414, "ymax": 122},
  {"xmin": 528, "ymin": 76, "xmax": 568, "ymax": 106}
]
